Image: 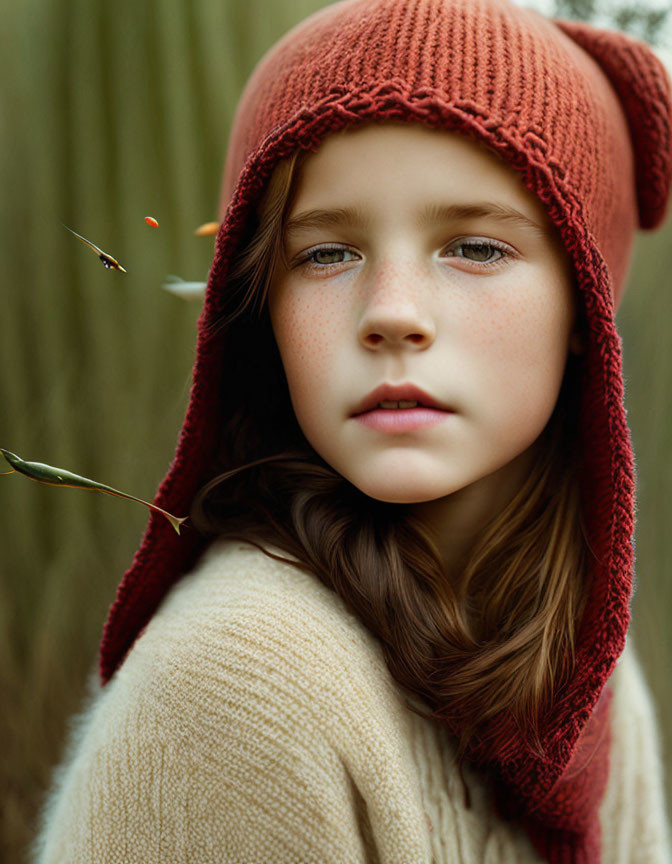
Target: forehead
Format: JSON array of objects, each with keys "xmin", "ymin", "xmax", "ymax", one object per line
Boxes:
[{"xmin": 289, "ymin": 121, "xmax": 553, "ymax": 229}]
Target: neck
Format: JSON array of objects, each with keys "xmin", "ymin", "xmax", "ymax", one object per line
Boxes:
[{"xmin": 410, "ymin": 440, "xmax": 541, "ymax": 575}]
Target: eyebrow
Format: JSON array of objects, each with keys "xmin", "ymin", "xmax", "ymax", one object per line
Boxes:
[{"xmin": 285, "ymin": 202, "xmax": 552, "ymax": 240}]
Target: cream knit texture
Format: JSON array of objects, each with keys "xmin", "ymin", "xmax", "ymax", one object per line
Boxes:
[{"xmin": 32, "ymin": 540, "xmax": 671, "ymax": 863}]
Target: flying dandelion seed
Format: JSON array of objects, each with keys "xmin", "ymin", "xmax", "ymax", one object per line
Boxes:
[
  {"xmin": 62, "ymin": 223, "xmax": 127, "ymax": 272},
  {"xmin": 145, "ymin": 216, "xmax": 159, "ymax": 227}
]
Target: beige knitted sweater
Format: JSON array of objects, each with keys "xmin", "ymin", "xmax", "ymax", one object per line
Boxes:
[{"xmin": 31, "ymin": 539, "xmax": 671, "ymax": 863}]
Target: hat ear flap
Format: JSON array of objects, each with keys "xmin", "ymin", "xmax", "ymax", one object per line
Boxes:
[{"xmin": 553, "ymin": 18, "xmax": 672, "ymax": 230}]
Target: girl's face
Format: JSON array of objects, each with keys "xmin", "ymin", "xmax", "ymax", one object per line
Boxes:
[{"xmin": 267, "ymin": 122, "xmax": 581, "ymax": 546}]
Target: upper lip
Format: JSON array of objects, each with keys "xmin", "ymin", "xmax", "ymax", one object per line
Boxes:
[{"xmin": 352, "ymin": 383, "xmax": 452, "ymax": 415}]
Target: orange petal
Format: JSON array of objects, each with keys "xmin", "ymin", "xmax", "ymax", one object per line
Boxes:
[
  {"xmin": 145, "ymin": 216, "xmax": 159, "ymax": 227},
  {"xmin": 193, "ymin": 221, "xmax": 220, "ymax": 236}
]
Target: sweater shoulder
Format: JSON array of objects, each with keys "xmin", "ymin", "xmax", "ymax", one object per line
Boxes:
[
  {"xmin": 107, "ymin": 538, "xmax": 406, "ymax": 738},
  {"xmin": 29, "ymin": 540, "xmax": 432, "ymax": 864}
]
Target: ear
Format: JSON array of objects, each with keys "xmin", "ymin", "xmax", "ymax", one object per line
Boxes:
[{"xmin": 553, "ymin": 18, "xmax": 672, "ymax": 230}]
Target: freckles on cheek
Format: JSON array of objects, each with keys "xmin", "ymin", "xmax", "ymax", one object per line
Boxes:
[
  {"xmin": 274, "ymin": 293, "xmax": 339, "ymax": 386},
  {"xmin": 466, "ymin": 302, "xmax": 522, "ymax": 359},
  {"xmin": 470, "ymin": 297, "xmax": 549, "ymax": 370}
]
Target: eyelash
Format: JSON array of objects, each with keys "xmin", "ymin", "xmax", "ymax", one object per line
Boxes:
[{"xmin": 294, "ymin": 238, "xmax": 515, "ymax": 272}]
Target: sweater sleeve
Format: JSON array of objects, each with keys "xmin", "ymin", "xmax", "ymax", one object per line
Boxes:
[
  {"xmin": 29, "ymin": 643, "xmax": 375, "ymax": 864},
  {"xmin": 29, "ymin": 666, "xmax": 196, "ymax": 863},
  {"xmin": 30, "ymin": 546, "xmax": 431, "ymax": 864},
  {"xmin": 599, "ymin": 636, "xmax": 672, "ymax": 864}
]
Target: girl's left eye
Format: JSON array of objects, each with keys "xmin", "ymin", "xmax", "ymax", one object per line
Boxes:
[
  {"xmin": 294, "ymin": 238, "xmax": 514, "ymax": 272},
  {"xmin": 443, "ymin": 238, "xmax": 513, "ymax": 268}
]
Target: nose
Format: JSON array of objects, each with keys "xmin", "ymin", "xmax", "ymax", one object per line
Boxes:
[{"xmin": 358, "ymin": 284, "xmax": 436, "ymax": 349}]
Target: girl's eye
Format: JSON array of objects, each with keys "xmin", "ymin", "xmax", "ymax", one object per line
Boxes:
[
  {"xmin": 443, "ymin": 238, "xmax": 512, "ymax": 269},
  {"xmin": 295, "ymin": 245, "xmax": 359, "ymax": 270},
  {"xmin": 294, "ymin": 238, "xmax": 514, "ymax": 272}
]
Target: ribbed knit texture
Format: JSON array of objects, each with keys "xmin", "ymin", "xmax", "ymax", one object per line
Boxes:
[
  {"xmin": 33, "ymin": 541, "xmax": 671, "ymax": 863},
  {"xmin": 95, "ymin": 0, "xmax": 672, "ymax": 861}
]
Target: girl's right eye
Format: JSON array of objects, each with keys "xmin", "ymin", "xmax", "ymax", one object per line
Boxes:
[{"xmin": 294, "ymin": 244, "xmax": 359, "ymax": 271}]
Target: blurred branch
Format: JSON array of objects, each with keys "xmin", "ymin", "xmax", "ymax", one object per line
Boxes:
[{"xmin": 552, "ymin": 0, "xmax": 670, "ymax": 46}]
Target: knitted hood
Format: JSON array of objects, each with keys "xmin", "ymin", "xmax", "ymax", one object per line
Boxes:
[{"xmin": 99, "ymin": 0, "xmax": 672, "ymax": 860}]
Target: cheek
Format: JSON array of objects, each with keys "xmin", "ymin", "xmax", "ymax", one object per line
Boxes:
[
  {"xmin": 469, "ymin": 285, "xmax": 572, "ymax": 423},
  {"xmin": 269, "ymin": 289, "xmax": 342, "ymax": 415}
]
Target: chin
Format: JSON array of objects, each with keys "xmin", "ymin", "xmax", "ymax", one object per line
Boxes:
[{"xmin": 349, "ymin": 476, "xmax": 453, "ymax": 505}]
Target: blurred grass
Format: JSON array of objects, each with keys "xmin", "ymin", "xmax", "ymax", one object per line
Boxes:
[{"xmin": 0, "ymin": 0, "xmax": 670, "ymax": 860}]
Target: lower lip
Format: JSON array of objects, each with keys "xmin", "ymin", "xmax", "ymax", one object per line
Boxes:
[{"xmin": 353, "ymin": 407, "xmax": 454, "ymax": 432}]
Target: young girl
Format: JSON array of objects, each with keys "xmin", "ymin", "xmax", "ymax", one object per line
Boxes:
[{"xmin": 31, "ymin": 0, "xmax": 672, "ymax": 861}]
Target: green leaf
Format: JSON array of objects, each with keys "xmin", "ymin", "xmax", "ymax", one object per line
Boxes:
[{"xmin": 0, "ymin": 448, "xmax": 188, "ymax": 535}]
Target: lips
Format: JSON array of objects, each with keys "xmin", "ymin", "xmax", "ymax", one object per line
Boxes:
[{"xmin": 352, "ymin": 382, "xmax": 452, "ymax": 416}]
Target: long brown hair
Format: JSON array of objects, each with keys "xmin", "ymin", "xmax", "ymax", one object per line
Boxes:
[{"xmin": 192, "ymin": 143, "xmax": 591, "ymax": 770}]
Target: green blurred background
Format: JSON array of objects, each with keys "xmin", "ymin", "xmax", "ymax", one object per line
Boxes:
[{"xmin": 1, "ymin": 0, "xmax": 670, "ymax": 859}]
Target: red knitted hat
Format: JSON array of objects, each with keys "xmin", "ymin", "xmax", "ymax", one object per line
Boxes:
[{"xmin": 99, "ymin": 0, "xmax": 672, "ymax": 860}]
